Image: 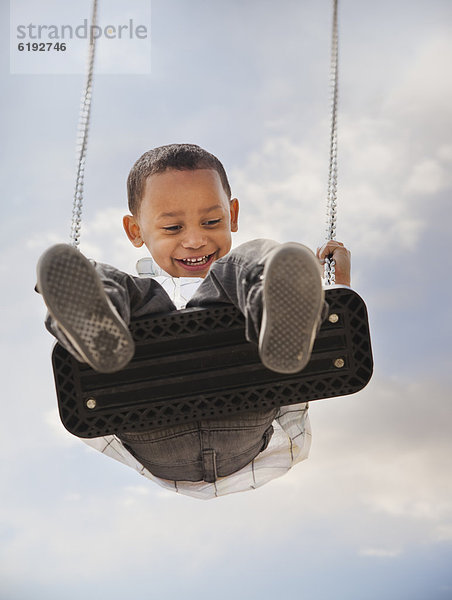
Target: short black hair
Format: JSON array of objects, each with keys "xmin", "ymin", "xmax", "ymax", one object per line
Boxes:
[{"xmin": 127, "ymin": 143, "xmax": 232, "ymax": 215}]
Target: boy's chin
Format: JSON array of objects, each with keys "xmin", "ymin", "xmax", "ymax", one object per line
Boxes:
[
  {"xmin": 173, "ymin": 267, "xmax": 210, "ymax": 279},
  {"xmin": 162, "ymin": 263, "xmax": 209, "ymax": 279}
]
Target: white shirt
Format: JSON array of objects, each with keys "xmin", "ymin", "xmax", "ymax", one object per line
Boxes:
[{"xmin": 81, "ymin": 258, "xmax": 311, "ymax": 500}]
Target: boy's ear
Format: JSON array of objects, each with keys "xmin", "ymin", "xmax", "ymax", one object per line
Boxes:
[
  {"xmin": 123, "ymin": 214, "xmax": 144, "ymax": 247},
  {"xmin": 230, "ymin": 198, "xmax": 239, "ymax": 233}
]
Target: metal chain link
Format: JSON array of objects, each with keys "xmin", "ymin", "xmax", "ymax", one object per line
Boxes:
[
  {"xmin": 70, "ymin": 0, "xmax": 98, "ymax": 249},
  {"xmin": 324, "ymin": 0, "xmax": 339, "ymax": 285}
]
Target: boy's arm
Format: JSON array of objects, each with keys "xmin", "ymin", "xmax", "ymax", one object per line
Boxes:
[{"xmin": 316, "ymin": 241, "xmax": 351, "ymax": 286}]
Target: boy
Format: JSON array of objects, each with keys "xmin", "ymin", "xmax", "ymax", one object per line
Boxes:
[{"xmin": 37, "ymin": 143, "xmax": 351, "ymax": 499}]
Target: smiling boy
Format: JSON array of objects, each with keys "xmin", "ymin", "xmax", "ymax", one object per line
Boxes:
[
  {"xmin": 123, "ymin": 168, "xmax": 239, "ymax": 278},
  {"xmin": 37, "ymin": 143, "xmax": 351, "ymax": 497}
]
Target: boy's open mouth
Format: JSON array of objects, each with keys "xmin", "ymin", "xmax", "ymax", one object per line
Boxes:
[{"xmin": 175, "ymin": 252, "xmax": 216, "ymax": 272}]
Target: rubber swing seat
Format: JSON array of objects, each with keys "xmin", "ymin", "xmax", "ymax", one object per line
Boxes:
[{"xmin": 52, "ymin": 286, "xmax": 373, "ymax": 439}]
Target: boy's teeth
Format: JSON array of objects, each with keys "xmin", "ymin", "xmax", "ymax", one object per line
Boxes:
[{"xmin": 181, "ymin": 255, "xmax": 210, "ymax": 265}]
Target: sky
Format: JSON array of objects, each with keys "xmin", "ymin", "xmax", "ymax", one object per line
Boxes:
[{"xmin": 1, "ymin": 0, "xmax": 452, "ymax": 598}]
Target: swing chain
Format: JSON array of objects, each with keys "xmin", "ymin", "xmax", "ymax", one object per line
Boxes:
[
  {"xmin": 324, "ymin": 0, "xmax": 339, "ymax": 286},
  {"xmin": 70, "ymin": 0, "xmax": 98, "ymax": 249}
]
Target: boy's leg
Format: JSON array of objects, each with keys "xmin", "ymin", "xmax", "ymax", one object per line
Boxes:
[
  {"xmin": 38, "ymin": 244, "xmax": 176, "ymax": 372},
  {"xmin": 188, "ymin": 239, "xmax": 328, "ymax": 373}
]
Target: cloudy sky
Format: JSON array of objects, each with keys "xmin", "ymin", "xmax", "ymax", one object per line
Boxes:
[{"xmin": 1, "ymin": 0, "xmax": 452, "ymax": 598}]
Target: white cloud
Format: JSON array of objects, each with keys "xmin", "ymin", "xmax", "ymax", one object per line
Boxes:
[
  {"xmin": 404, "ymin": 158, "xmax": 450, "ymax": 195},
  {"xmin": 231, "ymin": 135, "xmax": 341, "ymax": 249},
  {"xmin": 434, "ymin": 524, "xmax": 452, "ymax": 543},
  {"xmin": 359, "ymin": 547, "xmax": 402, "ymax": 558},
  {"xmin": 229, "ymin": 124, "xmax": 430, "ymax": 262},
  {"xmin": 384, "ymin": 35, "xmax": 452, "ymax": 132},
  {"xmin": 437, "ymin": 144, "xmax": 452, "ymax": 162},
  {"xmin": 44, "ymin": 409, "xmax": 80, "ymax": 447}
]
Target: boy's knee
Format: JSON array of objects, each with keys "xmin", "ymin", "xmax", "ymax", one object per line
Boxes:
[
  {"xmin": 233, "ymin": 238, "xmax": 280, "ymax": 260},
  {"xmin": 91, "ymin": 262, "xmax": 132, "ymax": 323}
]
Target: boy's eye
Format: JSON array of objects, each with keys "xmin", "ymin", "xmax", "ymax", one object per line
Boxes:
[
  {"xmin": 162, "ymin": 225, "xmax": 182, "ymax": 232},
  {"xmin": 204, "ymin": 219, "xmax": 221, "ymax": 226}
]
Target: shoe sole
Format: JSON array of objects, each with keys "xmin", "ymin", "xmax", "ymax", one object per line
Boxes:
[
  {"xmin": 37, "ymin": 244, "xmax": 135, "ymax": 373},
  {"xmin": 259, "ymin": 243, "xmax": 324, "ymax": 374}
]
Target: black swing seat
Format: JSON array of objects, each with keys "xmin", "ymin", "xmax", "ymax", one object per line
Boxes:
[{"xmin": 52, "ymin": 286, "xmax": 373, "ymax": 439}]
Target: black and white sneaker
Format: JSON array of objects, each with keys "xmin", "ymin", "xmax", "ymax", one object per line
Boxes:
[
  {"xmin": 37, "ymin": 244, "xmax": 135, "ymax": 373},
  {"xmin": 259, "ymin": 242, "xmax": 324, "ymax": 374}
]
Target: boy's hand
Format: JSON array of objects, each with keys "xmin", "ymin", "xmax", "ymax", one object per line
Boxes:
[{"xmin": 316, "ymin": 241, "xmax": 351, "ymax": 286}]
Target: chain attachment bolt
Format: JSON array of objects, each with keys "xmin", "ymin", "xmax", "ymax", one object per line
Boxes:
[
  {"xmin": 86, "ymin": 397, "xmax": 97, "ymax": 409},
  {"xmin": 328, "ymin": 313, "xmax": 339, "ymax": 323},
  {"xmin": 334, "ymin": 358, "xmax": 345, "ymax": 369}
]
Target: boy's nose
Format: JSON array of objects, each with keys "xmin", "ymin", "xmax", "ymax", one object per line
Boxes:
[{"xmin": 181, "ymin": 230, "xmax": 207, "ymax": 250}]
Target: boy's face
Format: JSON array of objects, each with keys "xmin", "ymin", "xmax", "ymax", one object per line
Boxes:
[{"xmin": 123, "ymin": 168, "xmax": 239, "ymax": 278}]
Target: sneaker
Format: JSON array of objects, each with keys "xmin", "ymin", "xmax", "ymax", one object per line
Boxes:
[
  {"xmin": 258, "ymin": 242, "xmax": 324, "ymax": 374},
  {"xmin": 37, "ymin": 244, "xmax": 135, "ymax": 373}
]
